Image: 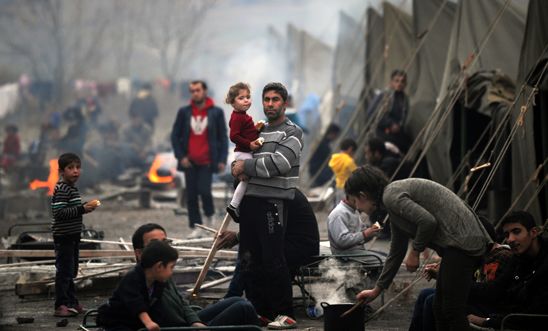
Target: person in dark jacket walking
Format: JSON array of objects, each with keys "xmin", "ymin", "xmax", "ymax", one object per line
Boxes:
[{"xmin": 171, "ymin": 80, "xmax": 228, "ymax": 238}]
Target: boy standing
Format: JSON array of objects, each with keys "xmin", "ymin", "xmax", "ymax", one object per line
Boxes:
[
  {"xmin": 328, "ymin": 138, "xmax": 358, "ymax": 204},
  {"xmin": 51, "ymin": 153, "xmax": 99, "ymax": 316},
  {"xmin": 98, "ymin": 240, "xmax": 184, "ymax": 331}
]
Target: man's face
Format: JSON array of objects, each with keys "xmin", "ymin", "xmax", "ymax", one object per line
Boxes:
[
  {"xmin": 502, "ymin": 222, "xmax": 538, "ymax": 256},
  {"xmin": 263, "ymin": 90, "xmax": 286, "ymax": 122},
  {"xmin": 189, "ymin": 83, "xmax": 207, "ymax": 104},
  {"xmin": 135, "ymin": 229, "xmax": 167, "ymax": 261},
  {"xmin": 364, "ymin": 146, "xmax": 381, "ymax": 163},
  {"xmin": 390, "ymin": 75, "xmax": 407, "ymax": 92}
]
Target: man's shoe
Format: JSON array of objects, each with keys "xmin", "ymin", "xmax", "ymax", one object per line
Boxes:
[
  {"xmin": 226, "ymin": 204, "xmax": 240, "ymax": 222},
  {"xmin": 187, "ymin": 228, "xmax": 204, "ymax": 239},
  {"xmin": 257, "ymin": 315, "xmax": 272, "ymax": 327},
  {"xmin": 267, "ymin": 315, "xmax": 297, "ymax": 330},
  {"xmin": 71, "ymin": 304, "xmax": 86, "ymax": 314},
  {"xmin": 53, "ymin": 305, "xmax": 78, "ymax": 317}
]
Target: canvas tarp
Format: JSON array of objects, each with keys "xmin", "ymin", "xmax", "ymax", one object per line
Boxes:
[
  {"xmin": 285, "ymin": 24, "xmax": 333, "ymax": 105},
  {"xmin": 407, "ymin": 0, "xmax": 456, "ymax": 141},
  {"xmin": 426, "ymin": 0, "xmax": 528, "ymax": 185},
  {"xmin": 365, "ymin": 7, "xmax": 385, "ymax": 94},
  {"xmin": 512, "ymin": 0, "xmax": 548, "ymax": 222}
]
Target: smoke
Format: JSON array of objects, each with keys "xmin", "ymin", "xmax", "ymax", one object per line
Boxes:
[{"xmin": 305, "ymin": 258, "xmax": 374, "ymax": 314}]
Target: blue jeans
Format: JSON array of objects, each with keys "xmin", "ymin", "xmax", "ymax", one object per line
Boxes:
[
  {"xmin": 409, "ymin": 288, "xmax": 436, "ymax": 331},
  {"xmin": 198, "ymin": 297, "xmax": 259, "ymax": 326},
  {"xmin": 183, "ymin": 163, "xmax": 215, "ymax": 227},
  {"xmin": 54, "ymin": 234, "xmax": 80, "ymax": 308}
]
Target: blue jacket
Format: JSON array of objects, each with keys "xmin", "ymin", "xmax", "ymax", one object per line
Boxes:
[{"xmin": 170, "ymin": 103, "xmax": 228, "ymax": 172}]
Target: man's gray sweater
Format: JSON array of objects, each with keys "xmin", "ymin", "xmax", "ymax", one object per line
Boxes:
[
  {"xmin": 376, "ymin": 178, "xmax": 493, "ymax": 290},
  {"xmin": 243, "ymin": 118, "xmax": 303, "ymax": 200}
]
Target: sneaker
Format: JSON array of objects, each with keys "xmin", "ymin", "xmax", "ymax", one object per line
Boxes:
[
  {"xmin": 267, "ymin": 315, "xmax": 297, "ymax": 330},
  {"xmin": 187, "ymin": 228, "xmax": 204, "ymax": 239},
  {"xmin": 54, "ymin": 305, "xmax": 78, "ymax": 317},
  {"xmin": 204, "ymin": 216, "xmax": 213, "ymax": 227},
  {"xmin": 71, "ymin": 304, "xmax": 86, "ymax": 314},
  {"xmin": 226, "ymin": 204, "xmax": 240, "ymax": 222},
  {"xmin": 257, "ymin": 315, "xmax": 272, "ymax": 327}
]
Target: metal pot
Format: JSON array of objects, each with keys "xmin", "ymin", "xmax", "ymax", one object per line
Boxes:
[{"xmin": 321, "ymin": 302, "xmax": 365, "ymax": 331}]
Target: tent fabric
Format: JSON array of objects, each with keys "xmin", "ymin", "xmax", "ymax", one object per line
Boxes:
[
  {"xmin": 408, "ymin": 0, "xmax": 456, "ymax": 141},
  {"xmin": 285, "ymin": 24, "xmax": 333, "ymax": 104},
  {"xmin": 332, "ymin": 11, "xmax": 364, "ymax": 103},
  {"xmin": 365, "ymin": 7, "xmax": 384, "ymax": 94},
  {"xmin": 426, "ymin": 0, "xmax": 528, "ymax": 185},
  {"xmin": 512, "ymin": 0, "xmax": 548, "ymax": 222},
  {"xmin": 382, "ymin": 2, "xmax": 416, "ymax": 96}
]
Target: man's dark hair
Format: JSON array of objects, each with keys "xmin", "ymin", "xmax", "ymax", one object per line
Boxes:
[
  {"xmin": 325, "ymin": 124, "xmax": 341, "ymax": 136},
  {"xmin": 190, "ymin": 80, "xmax": 208, "ymax": 90},
  {"xmin": 390, "ymin": 69, "xmax": 407, "ymax": 80},
  {"xmin": 478, "ymin": 215, "xmax": 498, "ymax": 242},
  {"xmin": 367, "ymin": 137, "xmax": 387, "ymax": 155},
  {"xmin": 500, "ymin": 211, "xmax": 536, "ymax": 231},
  {"xmin": 58, "ymin": 153, "xmax": 81, "ymax": 170},
  {"xmin": 132, "ymin": 223, "xmax": 166, "ymax": 249},
  {"xmin": 344, "ymin": 165, "xmax": 389, "ymax": 205},
  {"xmin": 140, "ymin": 240, "xmax": 178, "ymax": 268},
  {"xmin": 340, "ymin": 138, "xmax": 357, "ymax": 151},
  {"xmin": 262, "ymin": 82, "xmax": 288, "ymax": 102}
]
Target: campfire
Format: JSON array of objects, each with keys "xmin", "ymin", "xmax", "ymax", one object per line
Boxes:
[
  {"xmin": 29, "ymin": 159, "xmax": 58, "ymax": 196},
  {"xmin": 147, "ymin": 153, "xmax": 176, "ymax": 184}
]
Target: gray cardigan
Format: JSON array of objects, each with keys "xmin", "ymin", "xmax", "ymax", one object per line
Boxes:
[
  {"xmin": 328, "ymin": 200, "xmax": 371, "ymax": 254},
  {"xmin": 376, "ymin": 178, "xmax": 492, "ymax": 290}
]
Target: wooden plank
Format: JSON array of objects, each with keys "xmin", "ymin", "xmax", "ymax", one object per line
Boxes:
[
  {"xmin": 186, "ymin": 275, "xmax": 232, "ymax": 293},
  {"xmin": 190, "ymin": 213, "xmax": 231, "ymax": 297},
  {"xmin": 0, "ymin": 250, "xmax": 237, "ymax": 259}
]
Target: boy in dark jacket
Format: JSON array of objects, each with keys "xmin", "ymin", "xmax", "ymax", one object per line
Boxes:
[{"xmin": 98, "ymin": 240, "xmax": 187, "ymax": 331}]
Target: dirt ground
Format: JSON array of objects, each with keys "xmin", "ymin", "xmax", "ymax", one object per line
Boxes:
[{"xmin": 0, "ymin": 191, "xmax": 430, "ymax": 330}]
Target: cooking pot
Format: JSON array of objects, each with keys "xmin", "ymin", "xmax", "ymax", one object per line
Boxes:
[{"xmin": 321, "ymin": 302, "xmax": 365, "ymax": 331}]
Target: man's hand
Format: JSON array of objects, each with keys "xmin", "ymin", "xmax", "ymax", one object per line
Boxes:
[
  {"xmin": 404, "ymin": 249, "xmax": 420, "ymax": 272},
  {"xmin": 237, "ymin": 174, "xmax": 249, "ymax": 182},
  {"xmin": 423, "ymin": 262, "xmax": 439, "ymax": 281},
  {"xmin": 231, "ymin": 160, "xmax": 245, "ymax": 177},
  {"xmin": 217, "ymin": 230, "xmax": 239, "ymax": 249},
  {"xmin": 467, "ymin": 314, "xmax": 487, "ymax": 326},
  {"xmin": 145, "ymin": 321, "xmax": 160, "ymax": 331},
  {"xmin": 191, "ymin": 322, "xmax": 207, "ymax": 327},
  {"xmin": 180, "ymin": 157, "xmax": 191, "ymax": 168},
  {"xmin": 217, "ymin": 162, "xmax": 226, "ymax": 173},
  {"xmin": 356, "ymin": 286, "xmax": 381, "ymax": 302},
  {"xmin": 249, "ymin": 140, "xmax": 262, "ymax": 151}
]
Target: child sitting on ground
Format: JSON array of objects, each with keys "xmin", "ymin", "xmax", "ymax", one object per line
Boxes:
[
  {"xmin": 98, "ymin": 240, "xmax": 186, "ymax": 331},
  {"xmin": 225, "ymin": 82, "xmax": 264, "ymax": 221},
  {"xmin": 328, "ymin": 138, "xmax": 358, "ymax": 204}
]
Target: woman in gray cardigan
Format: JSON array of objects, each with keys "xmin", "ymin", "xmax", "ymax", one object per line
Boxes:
[{"xmin": 346, "ymin": 165, "xmax": 492, "ymax": 331}]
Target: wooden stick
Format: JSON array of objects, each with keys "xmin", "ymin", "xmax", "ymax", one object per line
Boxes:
[
  {"xmin": 119, "ymin": 237, "xmax": 131, "ymax": 251},
  {"xmin": 185, "ymin": 275, "xmax": 233, "ymax": 292},
  {"xmin": 191, "ymin": 213, "xmax": 231, "ymax": 297},
  {"xmin": 365, "ymin": 276, "xmax": 424, "ymax": 322},
  {"xmin": 195, "ymin": 224, "xmax": 218, "ymax": 234},
  {"xmin": 46, "ymin": 265, "xmax": 132, "ymax": 286},
  {"xmin": 0, "ymin": 249, "xmax": 237, "ymax": 259},
  {"xmin": 341, "ymin": 299, "xmax": 366, "ymax": 318}
]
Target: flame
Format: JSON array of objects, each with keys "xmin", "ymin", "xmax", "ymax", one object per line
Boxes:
[
  {"xmin": 148, "ymin": 154, "xmax": 174, "ymax": 184},
  {"xmin": 29, "ymin": 159, "xmax": 59, "ymax": 196}
]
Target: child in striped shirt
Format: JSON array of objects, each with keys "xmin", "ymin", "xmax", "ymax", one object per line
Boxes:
[{"xmin": 51, "ymin": 152, "xmax": 99, "ymax": 317}]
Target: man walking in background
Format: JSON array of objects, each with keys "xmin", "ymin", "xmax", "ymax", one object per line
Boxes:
[{"xmin": 171, "ymin": 80, "xmax": 228, "ymax": 238}]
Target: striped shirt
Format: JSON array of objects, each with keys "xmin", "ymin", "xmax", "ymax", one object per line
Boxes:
[
  {"xmin": 243, "ymin": 118, "xmax": 303, "ymax": 200},
  {"xmin": 51, "ymin": 181, "xmax": 85, "ymax": 237}
]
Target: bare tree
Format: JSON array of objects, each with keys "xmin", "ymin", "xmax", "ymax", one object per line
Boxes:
[
  {"xmin": 141, "ymin": 0, "xmax": 214, "ymax": 81},
  {"xmin": 0, "ymin": 0, "xmax": 111, "ymax": 105}
]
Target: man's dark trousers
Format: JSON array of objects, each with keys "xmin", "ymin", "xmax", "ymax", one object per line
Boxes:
[{"xmin": 183, "ymin": 163, "xmax": 214, "ymax": 227}]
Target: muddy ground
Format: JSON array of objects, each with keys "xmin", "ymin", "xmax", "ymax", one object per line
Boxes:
[{"xmin": 0, "ymin": 191, "xmax": 431, "ymax": 330}]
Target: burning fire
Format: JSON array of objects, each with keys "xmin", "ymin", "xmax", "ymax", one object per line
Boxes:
[
  {"xmin": 29, "ymin": 159, "xmax": 59, "ymax": 196},
  {"xmin": 148, "ymin": 153, "xmax": 176, "ymax": 184}
]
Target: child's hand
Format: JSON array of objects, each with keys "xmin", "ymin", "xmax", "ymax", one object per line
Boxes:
[
  {"xmin": 362, "ymin": 226, "xmax": 381, "ymax": 239},
  {"xmin": 145, "ymin": 321, "xmax": 160, "ymax": 331},
  {"xmin": 249, "ymin": 140, "xmax": 262, "ymax": 151},
  {"xmin": 192, "ymin": 322, "xmax": 207, "ymax": 327},
  {"xmin": 255, "ymin": 120, "xmax": 266, "ymax": 131},
  {"xmin": 83, "ymin": 200, "xmax": 100, "ymax": 213}
]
